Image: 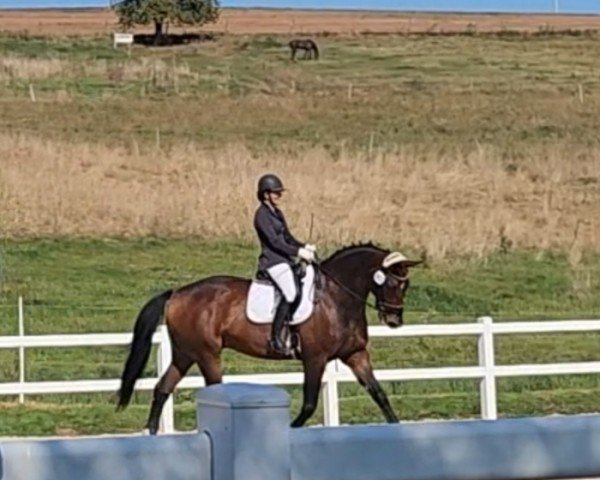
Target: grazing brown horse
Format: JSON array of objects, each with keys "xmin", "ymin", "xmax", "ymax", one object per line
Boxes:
[
  {"xmin": 116, "ymin": 243, "xmax": 421, "ymax": 433},
  {"xmin": 289, "ymin": 38, "xmax": 319, "ymax": 60}
]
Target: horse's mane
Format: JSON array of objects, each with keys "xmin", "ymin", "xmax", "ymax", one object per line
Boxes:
[{"xmin": 323, "ymin": 242, "xmax": 388, "ymax": 264}]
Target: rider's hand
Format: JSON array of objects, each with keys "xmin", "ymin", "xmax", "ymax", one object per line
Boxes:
[
  {"xmin": 305, "ymin": 244, "xmax": 317, "ymax": 253},
  {"xmin": 298, "ymin": 247, "xmax": 315, "ymax": 263}
]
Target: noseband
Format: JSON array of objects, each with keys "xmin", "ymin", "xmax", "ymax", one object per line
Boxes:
[{"xmin": 375, "ymin": 300, "xmax": 404, "ymax": 315}]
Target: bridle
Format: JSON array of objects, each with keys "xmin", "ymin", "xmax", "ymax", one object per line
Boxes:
[{"xmin": 374, "ymin": 272, "xmax": 407, "ymax": 315}]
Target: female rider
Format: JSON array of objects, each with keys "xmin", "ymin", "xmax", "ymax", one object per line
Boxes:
[{"xmin": 254, "ymin": 174, "xmax": 316, "ymax": 355}]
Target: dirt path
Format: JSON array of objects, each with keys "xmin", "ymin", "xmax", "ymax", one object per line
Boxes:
[{"xmin": 1, "ymin": 8, "xmax": 600, "ymax": 36}]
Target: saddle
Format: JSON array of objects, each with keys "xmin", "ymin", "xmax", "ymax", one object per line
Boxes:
[{"xmin": 246, "ymin": 264, "xmax": 317, "ymax": 325}]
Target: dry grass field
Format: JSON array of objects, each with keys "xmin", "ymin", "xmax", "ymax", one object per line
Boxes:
[{"xmin": 1, "ymin": 134, "xmax": 599, "ymax": 260}]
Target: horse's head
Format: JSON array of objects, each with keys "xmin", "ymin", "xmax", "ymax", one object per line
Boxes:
[
  {"xmin": 322, "ymin": 243, "xmax": 422, "ymax": 327},
  {"xmin": 371, "ymin": 252, "xmax": 422, "ymax": 328}
]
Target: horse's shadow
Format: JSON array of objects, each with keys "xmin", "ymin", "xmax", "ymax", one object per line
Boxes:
[{"xmin": 133, "ymin": 33, "xmax": 215, "ymax": 47}]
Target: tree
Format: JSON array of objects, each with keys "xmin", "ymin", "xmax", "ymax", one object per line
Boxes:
[{"xmin": 114, "ymin": 0, "xmax": 219, "ymax": 44}]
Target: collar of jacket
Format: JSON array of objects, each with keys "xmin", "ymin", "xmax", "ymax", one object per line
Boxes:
[{"xmin": 262, "ymin": 201, "xmax": 282, "ymax": 217}]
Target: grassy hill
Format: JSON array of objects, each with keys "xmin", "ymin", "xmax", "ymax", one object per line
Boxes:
[{"xmin": 1, "ymin": 32, "xmax": 600, "ymax": 255}]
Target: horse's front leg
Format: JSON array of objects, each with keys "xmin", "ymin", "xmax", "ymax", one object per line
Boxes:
[
  {"xmin": 291, "ymin": 356, "xmax": 327, "ymax": 427},
  {"xmin": 343, "ymin": 349, "xmax": 398, "ymax": 423}
]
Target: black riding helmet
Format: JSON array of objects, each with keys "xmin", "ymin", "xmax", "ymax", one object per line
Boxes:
[{"xmin": 257, "ymin": 174, "xmax": 285, "ymax": 201}]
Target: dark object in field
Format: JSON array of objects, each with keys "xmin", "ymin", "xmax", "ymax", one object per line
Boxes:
[
  {"xmin": 133, "ymin": 32, "xmax": 214, "ymax": 47},
  {"xmin": 289, "ymin": 38, "xmax": 319, "ymax": 60},
  {"xmin": 116, "ymin": 243, "xmax": 422, "ymax": 433}
]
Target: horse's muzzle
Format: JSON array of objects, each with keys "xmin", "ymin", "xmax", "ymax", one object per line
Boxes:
[
  {"xmin": 376, "ymin": 301, "xmax": 404, "ymax": 328},
  {"xmin": 379, "ymin": 311, "xmax": 403, "ymax": 328}
]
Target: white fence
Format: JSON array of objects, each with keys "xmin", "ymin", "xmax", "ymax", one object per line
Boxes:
[{"xmin": 1, "ymin": 298, "xmax": 600, "ymax": 433}]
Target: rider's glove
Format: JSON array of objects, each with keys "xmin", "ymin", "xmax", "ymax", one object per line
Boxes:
[
  {"xmin": 305, "ymin": 244, "xmax": 317, "ymax": 253},
  {"xmin": 298, "ymin": 247, "xmax": 315, "ymax": 263}
]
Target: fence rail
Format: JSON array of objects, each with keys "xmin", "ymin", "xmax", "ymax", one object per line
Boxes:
[{"xmin": 1, "ymin": 297, "xmax": 600, "ymax": 433}]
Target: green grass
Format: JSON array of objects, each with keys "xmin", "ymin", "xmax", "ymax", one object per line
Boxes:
[
  {"xmin": 0, "ymin": 239, "xmax": 599, "ymax": 435},
  {"xmin": 0, "ymin": 35, "xmax": 126, "ymax": 60},
  {"xmin": 2, "ymin": 32, "xmax": 600, "ymax": 151}
]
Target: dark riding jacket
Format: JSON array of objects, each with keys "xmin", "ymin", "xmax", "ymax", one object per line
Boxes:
[{"xmin": 254, "ymin": 202, "xmax": 303, "ymax": 272}]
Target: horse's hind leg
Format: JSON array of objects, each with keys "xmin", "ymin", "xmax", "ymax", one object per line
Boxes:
[
  {"xmin": 197, "ymin": 352, "xmax": 223, "ymax": 385},
  {"xmin": 146, "ymin": 351, "xmax": 193, "ymax": 435},
  {"xmin": 291, "ymin": 356, "xmax": 326, "ymax": 427},
  {"xmin": 343, "ymin": 349, "xmax": 398, "ymax": 423}
]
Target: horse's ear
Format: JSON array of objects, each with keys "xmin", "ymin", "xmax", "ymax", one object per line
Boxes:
[{"xmin": 400, "ymin": 259, "xmax": 423, "ymax": 268}]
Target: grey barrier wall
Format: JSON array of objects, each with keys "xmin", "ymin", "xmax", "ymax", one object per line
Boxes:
[
  {"xmin": 291, "ymin": 416, "xmax": 600, "ymax": 480},
  {"xmin": 0, "ymin": 433, "xmax": 211, "ymax": 480},
  {"xmin": 2, "ymin": 383, "xmax": 600, "ymax": 480}
]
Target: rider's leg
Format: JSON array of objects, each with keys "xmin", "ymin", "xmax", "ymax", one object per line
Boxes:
[
  {"xmin": 266, "ymin": 263, "xmax": 298, "ymax": 355},
  {"xmin": 270, "ymin": 300, "xmax": 293, "ymax": 354}
]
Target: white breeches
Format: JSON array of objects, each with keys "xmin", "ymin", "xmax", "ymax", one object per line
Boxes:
[{"xmin": 266, "ymin": 263, "xmax": 298, "ymax": 303}]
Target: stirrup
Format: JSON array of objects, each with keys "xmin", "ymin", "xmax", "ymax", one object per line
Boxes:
[{"xmin": 268, "ymin": 338, "xmax": 292, "ymax": 356}]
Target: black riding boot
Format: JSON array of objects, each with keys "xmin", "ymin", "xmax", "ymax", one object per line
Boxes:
[{"xmin": 269, "ymin": 300, "xmax": 293, "ymax": 356}]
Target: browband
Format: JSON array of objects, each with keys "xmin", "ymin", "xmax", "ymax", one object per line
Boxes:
[{"xmin": 382, "ymin": 251, "xmax": 407, "ymax": 268}]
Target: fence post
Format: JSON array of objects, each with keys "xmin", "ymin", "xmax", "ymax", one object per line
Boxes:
[
  {"xmin": 156, "ymin": 325, "xmax": 174, "ymax": 433},
  {"xmin": 322, "ymin": 360, "xmax": 340, "ymax": 426},
  {"xmin": 477, "ymin": 316, "xmax": 497, "ymax": 420},
  {"xmin": 197, "ymin": 384, "xmax": 291, "ymax": 480},
  {"xmin": 18, "ymin": 296, "xmax": 25, "ymax": 404}
]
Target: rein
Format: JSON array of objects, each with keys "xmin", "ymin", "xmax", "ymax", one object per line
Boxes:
[
  {"xmin": 315, "ymin": 262, "xmax": 377, "ymax": 311},
  {"xmin": 313, "ymin": 261, "xmax": 404, "ymax": 314}
]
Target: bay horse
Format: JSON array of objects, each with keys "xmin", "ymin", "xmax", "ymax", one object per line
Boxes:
[
  {"xmin": 289, "ymin": 38, "xmax": 319, "ymax": 60},
  {"xmin": 116, "ymin": 243, "xmax": 421, "ymax": 433}
]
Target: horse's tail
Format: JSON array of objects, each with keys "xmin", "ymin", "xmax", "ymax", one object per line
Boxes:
[
  {"xmin": 311, "ymin": 41, "xmax": 319, "ymax": 60},
  {"xmin": 116, "ymin": 289, "xmax": 173, "ymax": 410}
]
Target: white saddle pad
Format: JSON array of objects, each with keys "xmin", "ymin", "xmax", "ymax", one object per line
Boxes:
[{"xmin": 246, "ymin": 265, "xmax": 316, "ymax": 325}]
